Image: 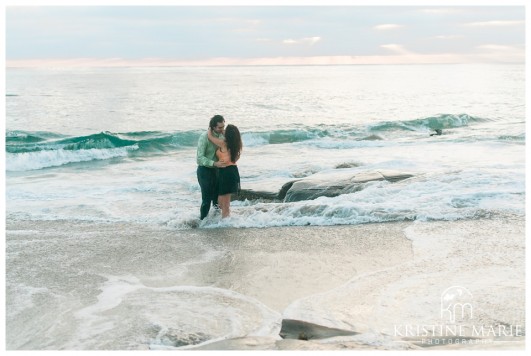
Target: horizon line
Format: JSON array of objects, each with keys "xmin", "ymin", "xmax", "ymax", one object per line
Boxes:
[{"xmin": 5, "ymin": 52, "xmax": 525, "ymax": 68}]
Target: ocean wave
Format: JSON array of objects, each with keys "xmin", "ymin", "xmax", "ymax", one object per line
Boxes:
[
  {"xmin": 243, "ymin": 113, "xmax": 483, "ymax": 145},
  {"xmin": 6, "ymin": 113, "xmax": 482, "ymax": 152},
  {"xmin": 6, "ymin": 131, "xmax": 201, "ymax": 154},
  {"xmin": 497, "ymin": 134, "xmax": 525, "ymax": 142},
  {"xmin": 6, "ymin": 146, "xmax": 137, "ymax": 171},
  {"xmin": 5, "ymin": 113, "xmax": 485, "ymax": 171},
  {"xmin": 368, "ymin": 113, "xmax": 480, "ymax": 132},
  {"xmin": 5, "ymin": 130, "xmax": 207, "ymax": 171},
  {"xmin": 242, "ymin": 129, "xmax": 325, "ymax": 146},
  {"xmin": 6, "ymin": 130, "xmax": 66, "ymax": 144}
]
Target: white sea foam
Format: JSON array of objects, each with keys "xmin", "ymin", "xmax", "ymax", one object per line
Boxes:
[
  {"xmin": 7, "ymin": 162, "xmax": 522, "ymax": 227},
  {"xmin": 6, "ymin": 146, "xmax": 138, "ymax": 171},
  {"xmin": 198, "ymin": 167, "xmax": 524, "ymax": 229},
  {"xmin": 69, "ymin": 274, "xmax": 281, "ymax": 350}
]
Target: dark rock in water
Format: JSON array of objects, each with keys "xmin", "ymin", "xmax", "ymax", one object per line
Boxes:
[
  {"xmin": 283, "ymin": 178, "xmax": 362, "ymax": 202},
  {"xmin": 235, "ymin": 189, "xmax": 279, "ymax": 201},
  {"xmin": 283, "ymin": 170, "xmax": 414, "ymax": 202},
  {"xmin": 235, "ymin": 179, "xmax": 301, "ymax": 201},
  {"xmin": 378, "ymin": 170, "xmax": 414, "ymax": 182},
  {"xmin": 335, "ymin": 162, "xmax": 362, "ymax": 169},
  {"xmin": 359, "ymin": 134, "xmax": 383, "ymax": 141},
  {"xmin": 278, "ymin": 180, "xmax": 299, "ymax": 200},
  {"xmin": 154, "ymin": 328, "xmax": 210, "ymax": 347},
  {"xmin": 279, "ymin": 319, "xmax": 358, "ymax": 340},
  {"xmin": 236, "ymin": 169, "xmax": 414, "ymax": 203}
]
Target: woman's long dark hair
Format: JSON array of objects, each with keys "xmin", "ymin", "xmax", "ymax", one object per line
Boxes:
[{"xmin": 224, "ymin": 124, "xmax": 242, "ymax": 163}]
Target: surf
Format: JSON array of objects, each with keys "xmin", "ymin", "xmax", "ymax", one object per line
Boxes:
[{"xmin": 1, "ymin": 113, "xmax": 493, "ymax": 172}]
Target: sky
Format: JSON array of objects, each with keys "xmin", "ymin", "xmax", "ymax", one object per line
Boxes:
[{"xmin": 3, "ymin": 1, "xmax": 527, "ymax": 66}]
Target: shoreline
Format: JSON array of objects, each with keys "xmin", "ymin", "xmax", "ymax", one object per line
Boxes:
[{"xmin": 5, "ymin": 215, "xmax": 525, "ymax": 350}]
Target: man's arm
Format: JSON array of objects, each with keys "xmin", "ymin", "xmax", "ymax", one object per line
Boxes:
[
  {"xmin": 207, "ymin": 128, "xmax": 226, "ymax": 148},
  {"xmin": 196, "ymin": 133, "xmax": 214, "ymax": 167}
]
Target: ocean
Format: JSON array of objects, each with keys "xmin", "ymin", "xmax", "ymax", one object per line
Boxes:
[
  {"xmin": 6, "ymin": 64, "xmax": 525, "ymax": 227},
  {"xmin": 5, "ymin": 64, "xmax": 526, "ymax": 350}
]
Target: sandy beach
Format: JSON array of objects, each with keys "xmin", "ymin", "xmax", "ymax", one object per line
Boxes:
[{"xmin": 5, "ymin": 215, "xmax": 525, "ymax": 350}]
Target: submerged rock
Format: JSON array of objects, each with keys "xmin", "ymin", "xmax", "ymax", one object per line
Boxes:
[
  {"xmin": 359, "ymin": 134, "xmax": 383, "ymax": 141},
  {"xmin": 237, "ymin": 169, "xmax": 414, "ymax": 202},
  {"xmin": 236, "ymin": 189, "xmax": 279, "ymax": 201},
  {"xmin": 279, "ymin": 319, "xmax": 358, "ymax": 340},
  {"xmin": 335, "ymin": 162, "xmax": 362, "ymax": 169},
  {"xmin": 283, "ymin": 178, "xmax": 359, "ymax": 202}
]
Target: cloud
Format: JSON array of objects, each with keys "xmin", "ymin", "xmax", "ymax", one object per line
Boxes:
[
  {"xmin": 463, "ymin": 20, "xmax": 524, "ymax": 28},
  {"xmin": 282, "ymin": 37, "xmax": 321, "ymax": 46},
  {"xmin": 419, "ymin": 9, "xmax": 462, "ymax": 15},
  {"xmin": 373, "ymin": 24, "xmax": 403, "ymax": 31},
  {"xmin": 5, "ymin": 6, "xmax": 524, "ymax": 65},
  {"xmin": 434, "ymin": 35, "xmax": 464, "ymax": 40},
  {"xmin": 380, "ymin": 44, "xmax": 411, "ymax": 55},
  {"xmin": 244, "ymin": 19, "xmax": 262, "ymax": 27},
  {"xmin": 234, "ymin": 19, "xmax": 263, "ymax": 31},
  {"xmin": 476, "ymin": 44, "xmax": 520, "ymax": 51}
]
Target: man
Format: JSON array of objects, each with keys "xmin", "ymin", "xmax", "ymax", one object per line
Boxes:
[{"xmin": 196, "ymin": 115, "xmax": 227, "ymax": 220}]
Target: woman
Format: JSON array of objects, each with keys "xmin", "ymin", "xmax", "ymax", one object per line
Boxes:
[{"xmin": 207, "ymin": 124, "xmax": 242, "ymax": 218}]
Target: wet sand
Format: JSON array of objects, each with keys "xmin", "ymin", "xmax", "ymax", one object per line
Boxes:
[{"xmin": 5, "ymin": 216, "xmax": 525, "ymax": 350}]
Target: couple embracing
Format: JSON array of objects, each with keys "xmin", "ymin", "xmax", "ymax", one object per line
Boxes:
[{"xmin": 196, "ymin": 115, "xmax": 242, "ymax": 220}]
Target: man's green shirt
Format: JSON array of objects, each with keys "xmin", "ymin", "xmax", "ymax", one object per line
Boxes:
[{"xmin": 196, "ymin": 131, "xmax": 223, "ymax": 167}]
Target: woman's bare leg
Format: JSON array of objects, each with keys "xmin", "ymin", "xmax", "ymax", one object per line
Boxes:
[{"xmin": 218, "ymin": 194, "xmax": 231, "ymax": 218}]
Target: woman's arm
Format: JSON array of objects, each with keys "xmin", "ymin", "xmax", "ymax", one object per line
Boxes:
[{"xmin": 207, "ymin": 128, "xmax": 226, "ymax": 148}]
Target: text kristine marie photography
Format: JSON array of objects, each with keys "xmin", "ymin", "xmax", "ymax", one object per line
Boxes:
[{"xmin": 393, "ymin": 286, "xmax": 525, "ymax": 346}]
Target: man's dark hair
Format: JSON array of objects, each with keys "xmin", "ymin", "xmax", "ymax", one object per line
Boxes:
[{"xmin": 209, "ymin": 115, "xmax": 225, "ymax": 129}]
